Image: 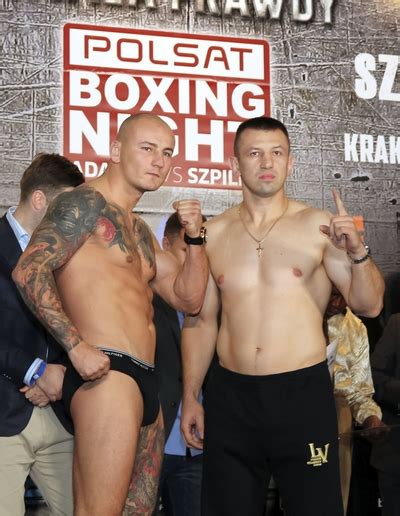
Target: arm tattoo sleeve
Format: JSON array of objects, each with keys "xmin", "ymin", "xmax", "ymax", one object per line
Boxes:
[{"xmin": 13, "ymin": 186, "xmax": 106, "ymax": 352}]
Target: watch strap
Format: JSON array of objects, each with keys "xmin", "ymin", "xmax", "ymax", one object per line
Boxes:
[
  {"xmin": 184, "ymin": 233, "xmax": 204, "ymax": 245},
  {"xmin": 184, "ymin": 226, "xmax": 207, "ymax": 245}
]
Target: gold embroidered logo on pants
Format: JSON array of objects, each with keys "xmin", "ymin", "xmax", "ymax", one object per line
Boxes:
[{"xmin": 306, "ymin": 443, "xmax": 330, "ymax": 466}]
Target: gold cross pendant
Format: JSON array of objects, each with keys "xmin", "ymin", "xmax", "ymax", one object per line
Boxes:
[{"xmin": 256, "ymin": 242, "xmax": 264, "ymax": 257}]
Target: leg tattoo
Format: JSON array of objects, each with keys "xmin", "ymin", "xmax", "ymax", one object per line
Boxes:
[{"xmin": 124, "ymin": 410, "xmax": 165, "ymax": 515}]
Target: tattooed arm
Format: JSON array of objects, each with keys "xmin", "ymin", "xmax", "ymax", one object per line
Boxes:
[{"xmin": 12, "ymin": 186, "xmax": 110, "ymax": 381}]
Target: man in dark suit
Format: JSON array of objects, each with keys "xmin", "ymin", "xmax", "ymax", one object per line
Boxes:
[
  {"xmin": 0, "ymin": 153, "xmax": 84, "ymax": 515},
  {"xmin": 154, "ymin": 213, "xmax": 204, "ymax": 516},
  {"xmin": 370, "ymin": 313, "xmax": 400, "ymax": 516}
]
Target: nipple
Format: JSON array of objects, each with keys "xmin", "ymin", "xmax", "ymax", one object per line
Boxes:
[
  {"xmin": 126, "ymin": 255, "xmax": 134, "ymax": 263},
  {"xmin": 292, "ymin": 268, "xmax": 303, "ymax": 277}
]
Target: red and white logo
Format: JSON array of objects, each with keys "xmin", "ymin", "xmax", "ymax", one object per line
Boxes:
[{"xmin": 63, "ymin": 24, "xmax": 270, "ymax": 189}]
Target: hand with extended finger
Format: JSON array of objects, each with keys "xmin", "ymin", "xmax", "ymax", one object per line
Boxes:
[
  {"xmin": 172, "ymin": 199, "xmax": 203, "ymax": 238},
  {"xmin": 320, "ymin": 189, "xmax": 367, "ymax": 260},
  {"xmin": 68, "ymin": 341, "xmax": 110, "ymax": 381}
]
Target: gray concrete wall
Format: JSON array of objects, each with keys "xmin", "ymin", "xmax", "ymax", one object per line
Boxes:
[{"xmin": 0, "ymin": 0, "xmax": 398, "ymax": 271}]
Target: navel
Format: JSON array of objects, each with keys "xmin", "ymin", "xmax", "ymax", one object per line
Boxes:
[{"xmin": 292, "ymin": 267, "xmax": 303, "ymax": 277}]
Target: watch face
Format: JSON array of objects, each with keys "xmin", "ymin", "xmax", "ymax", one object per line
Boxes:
[{"xmin": 200, "ymin": 226, "xmax": 207, "ymax": 243}]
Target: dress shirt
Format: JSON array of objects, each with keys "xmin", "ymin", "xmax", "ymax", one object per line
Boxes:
[{"xmin": 6, "ymin": 207, "xmax": 30, "ymax": 251}]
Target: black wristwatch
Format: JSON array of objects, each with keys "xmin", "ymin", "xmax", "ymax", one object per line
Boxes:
[{"xmin": 184, "ymin": 226, "xmax": 207, "ymax": 245}]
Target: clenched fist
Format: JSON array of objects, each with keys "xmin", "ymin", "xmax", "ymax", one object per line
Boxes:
[
  {"xmin": 172, "ymin": 199, "xmax": 204, "ymax": 238},
  {"xmin": 68, "ymin": 341, "xmax": 110, "ymax": 381}
]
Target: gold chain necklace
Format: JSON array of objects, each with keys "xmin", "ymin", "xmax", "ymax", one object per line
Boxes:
[{"xmin": 238, "ymin": 201, "xmax": 289, "ymax": 257}]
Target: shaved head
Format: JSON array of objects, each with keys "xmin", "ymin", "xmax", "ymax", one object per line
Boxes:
[{"xmin": 117, "ymin": 114, "xmax": 172, "ymax": 143}]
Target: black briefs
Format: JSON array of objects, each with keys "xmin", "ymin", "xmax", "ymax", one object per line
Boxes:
[{"xmin": 62, "ymin": 347, "xmax": 159, "ymax": 427}]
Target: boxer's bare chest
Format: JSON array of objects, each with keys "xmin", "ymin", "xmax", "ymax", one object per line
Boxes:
[
  {"xmin": 89, "ymin": 203, "xmax": 156, "ymax": 282},
  {"xmin": 208, "ymin": 214, "xmax": 324, "ymax": 295}
]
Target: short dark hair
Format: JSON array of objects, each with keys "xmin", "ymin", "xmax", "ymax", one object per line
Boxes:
[
  {"xmin": 20, "ymin": 153, "xmax": 84, "ymax": 202},
  {"xmin": 233, "ymin": 117, "xmax": 290, "ymax": 156},
  {"xmin": 164, "ymin": 212, "xmax": 207, "ymax": 241},
  {"xmin": 164, "ymin": 212, "xmax": 183, "ymax": 240}
]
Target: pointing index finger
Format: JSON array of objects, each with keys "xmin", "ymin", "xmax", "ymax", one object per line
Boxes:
[{"xmin": 332, "ymin": 188, "xmax": 348, "ymax": 216}]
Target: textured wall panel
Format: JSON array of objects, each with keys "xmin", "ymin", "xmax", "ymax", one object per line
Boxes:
[{"xmin": 0, "ymin": 0, "xmax": 398, "ymax": 271}]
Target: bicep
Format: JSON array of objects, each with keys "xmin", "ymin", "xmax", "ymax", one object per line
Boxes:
[
  {"xmin": 151, "ymin": 246, "xmax": 181, "ymax": 307},
  {"xmin": 184, "ymin": 273, "xmax": 220, "ymax": 331},
  {"xmin": 323, "ymin": 240, "xmax": 351, "ymax": 301},
  {"xmin": 24, "ymin": 222, "xmax": 78, "ymax": 272},
  {"xmin": 19, "ymin": 188, "xmax": 104, "ymax": 272}
]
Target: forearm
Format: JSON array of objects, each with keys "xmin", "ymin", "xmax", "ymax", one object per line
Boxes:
[
  {"xmin": 335, "ymin": 372, "xmax": 381, "ymax": 425},
  {"xmin": 332, "ymin": 309, "xmax": 380, "ymax": 424},
  {"xmin": 173, "ymin": 245, "xmax": 209, "ymax": 314},
  {"xmin": 347, "ymin": 258, "xmax": 384, "ymax": 317},
  {"xmin": 182, "ymin": 319, "xmax": 217, "ymax": 400},
  {"xmin": 13, "ymin": 264, "xmax": 82, "ymax": 353},
  {"xmin": 351, "ymin": 397, "xmax": 382, "ymax": 425}
]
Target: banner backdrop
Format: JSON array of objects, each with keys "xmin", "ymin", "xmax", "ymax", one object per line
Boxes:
[
  {"xmin": 0, "ymin": 0, "xmax": 398, "ymax": 272},
  {"xmin": 63, "ymin": 23, "xmax": 270, "ymax": 189}
]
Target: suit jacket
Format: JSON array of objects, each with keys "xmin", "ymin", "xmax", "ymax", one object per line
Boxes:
[
  {"xmin": 370, "ymin": 313, "xmax": 400, "ymax": 473},
  {"xmin": 153, "ymin": 294, "xmax": 182, "ymax": 440},
  {"xmin": 0, "ymin": 214, "xmax": 72, "ymax": 436}
]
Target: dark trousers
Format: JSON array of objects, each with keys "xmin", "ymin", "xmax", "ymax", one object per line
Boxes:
[
  {"xmin": 202, "ymin": 362, "xmax": 343, "ymax": 516},
  {"xmin": 157, "ymin": 453, "xmax": 202, "ymax": 516},
  {"xmin": 347, "ymin": 439, "xmax": 381, "ymax": 516},
  {"xmin": 378, "ymin": 470, "xmax": 400, "ymax": 516}
]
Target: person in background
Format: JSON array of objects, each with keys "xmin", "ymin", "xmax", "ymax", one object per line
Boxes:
[
  {"xmin": 153, "ymin": 212, "xmax": 205, "ymax": 516},
  {"xmin": 370, "ymin": 313, "xmax": 400, "ymax": 515},
  {"xmin": 324, "ymin": 287, "xmax": 385, "ymax": 513},
  {"xmin": 0, "ymin": 153, "xmax": 84, "ymax": 515}
]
